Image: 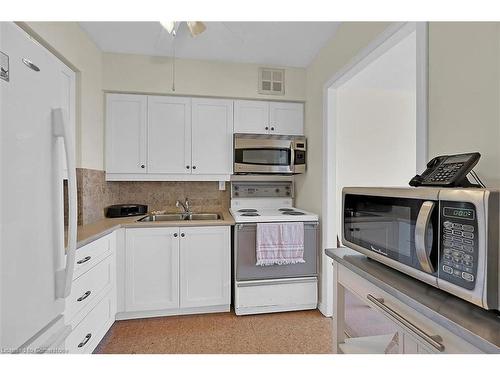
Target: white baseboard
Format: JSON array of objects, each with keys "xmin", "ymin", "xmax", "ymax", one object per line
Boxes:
[{"xmin": 115, "ymin": 305, "xmax": 230, "ymax": 321}]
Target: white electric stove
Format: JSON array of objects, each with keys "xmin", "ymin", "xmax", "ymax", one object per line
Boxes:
[{"xmin": 230, "ymin": 181, "xmax": 319, "ymax": 316}]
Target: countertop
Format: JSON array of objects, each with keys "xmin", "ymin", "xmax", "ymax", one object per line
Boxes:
[
  {"xmin": 325, "ymin": 247, "xmax": 500, "ymax": 353},
  {"xmin": 74, "ymin": 210, "xmax": 235, "ymax": 249}
]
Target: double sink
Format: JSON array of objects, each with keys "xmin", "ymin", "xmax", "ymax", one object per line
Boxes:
[{"xmin": 137, "ymin": 213, "xmax": 222, "ymax": 222}]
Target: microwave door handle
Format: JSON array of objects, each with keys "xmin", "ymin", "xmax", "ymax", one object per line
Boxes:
[
  {"xmin": 415, "ymin": 201, "xmax": 435, "ymax": 274},
  {"xmin": 290, "ymin": 146, "xmax": 295, "ymax": 172}
]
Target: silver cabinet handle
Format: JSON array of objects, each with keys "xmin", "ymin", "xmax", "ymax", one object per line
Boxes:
[
  {"xmin": 76, "ymin": 256, "xmax": 91, "ymax": 265},
  {"xmin": 181, "ymin": 233, "xmax": 185, "ymax": 238},
  {"xmin": 367, "ymin": 294, "xmax": 444, "ymax": 352},
  {"xmin": 415, "ymin": 201, "xmax": 435, "ymax": 273},
  {"xmin": 78, "ymin": 333, "xmax": 92, "ymax": 348},
  {"xmin": 173, "ymin": 233, "xmax": 178, "ymax": 238},
  {"xmin": 77, "ymin": 290, "xmax": 91, "ymax": 302}
]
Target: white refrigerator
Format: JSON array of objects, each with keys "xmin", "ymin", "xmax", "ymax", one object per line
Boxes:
[{"xmin": 0, "ymin": 22, "xmax": 77, "ymax": 353}]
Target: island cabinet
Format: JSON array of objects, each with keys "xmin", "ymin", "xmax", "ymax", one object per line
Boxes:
[
  {"xmin": 119, "ymin": 226, "xmax": 231, "ymax": 319},
  {"xmin": 327, "ymin": 248, "xmax": 497, "ymax": 354}
]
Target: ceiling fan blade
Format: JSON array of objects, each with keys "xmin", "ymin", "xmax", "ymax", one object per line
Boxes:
[{"xmin": 186, "ymin": 21, "xmax": 206, "ymax": 37}]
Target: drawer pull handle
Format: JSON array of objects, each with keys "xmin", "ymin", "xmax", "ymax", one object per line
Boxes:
[
  {"xmin": 77, "ymin": 256, "xmax": 91, "ymax": 264},
  {"xmin": 77, "ymin": 290, "xmax": 91, "ymax": 302},
  {"xmin": 78, "ymin": 333, "xmax": 92, "ymax": 348},
  {"xmin": 366, "ymin": 294, "xmax": 444, "ymax": 352}
]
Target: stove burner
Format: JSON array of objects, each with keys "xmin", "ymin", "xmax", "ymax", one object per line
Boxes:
[
  {"xmin": 282, "ymin": 211, "xmax": 305, "ymax": 215},
  {"xmin": 278, "ymin": 208, "xmax": 294, "ymax": 212},
  {"xmin": 241, "ymin": 212, "xmax": 260, "ymax": 217},
  {"xmin": 238, "ymin": 209, "xmax": 258, "ymax": 213}
]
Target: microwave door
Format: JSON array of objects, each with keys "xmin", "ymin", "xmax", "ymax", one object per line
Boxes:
[{"xmin": 234, "ymin": 147, "xmax": 293, "ymax": 173}]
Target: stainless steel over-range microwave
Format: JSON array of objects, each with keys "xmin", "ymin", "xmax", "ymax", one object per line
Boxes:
[
  {"xmin": 234, "ymin": 134, "xmax": 306, "ymax": 174},
  {"xmin": 342, "ymin": 187, "xmax": 500, "ymax": 310}
]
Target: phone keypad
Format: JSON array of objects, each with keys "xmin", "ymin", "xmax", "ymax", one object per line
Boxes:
[{"xmin": 429, "ymin": 162, "xmax": 464, "ymax": 182}]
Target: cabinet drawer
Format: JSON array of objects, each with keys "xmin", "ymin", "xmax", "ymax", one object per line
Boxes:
[
  {"xmin": 338, "ymin": 264, "xmax": 482, "ymax": 353},
  {"xmin": 66, "ymin": 255, "xmax": 114, "ymax": 323},
  {"xmin": 74, "ymin": 234, "xmax": 114, "ymax": 280},
  {"xmin": 66, "ymin": 290, "xmax": 115, "ymax": 354}
]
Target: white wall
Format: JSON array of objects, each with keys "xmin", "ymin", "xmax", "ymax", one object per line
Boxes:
[
  {"xmin": 335, "ymin": 29, "xmax": 417, "ymax": 234},
  {"xmin": 102, "ymin": 52, "xmax": 306, "ymax": 101}
]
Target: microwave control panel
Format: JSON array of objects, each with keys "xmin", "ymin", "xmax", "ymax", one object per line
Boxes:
[{"xmin": 439, "ymin": 201, "xmax": 478, "ymax": 290}]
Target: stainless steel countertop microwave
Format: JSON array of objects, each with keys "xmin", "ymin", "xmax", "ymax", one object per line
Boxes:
[
  {"xmin": 234, "ymin": 133, "xmax": 306, "ymax": 174},
  {"xmin": 342, "ymin": 186, "xmax": 500, "ymax": 310}
]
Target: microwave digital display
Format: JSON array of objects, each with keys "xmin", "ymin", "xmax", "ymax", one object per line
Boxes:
[{"xmin": 443, "ymin": 207, "xmax": 475, "ymax": 220}]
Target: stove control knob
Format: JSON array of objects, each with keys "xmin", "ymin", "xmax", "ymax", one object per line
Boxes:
[
  {"xmin": 286, "ymin": 192, "xmax": 291, "ymax": 196},
  {"xmin": 275, "ymin": 188, "xmax": 280, "ymax": 193},
  {"xmin": 234, "ymin": 192, "xmax": 239, "ymax": 196}
]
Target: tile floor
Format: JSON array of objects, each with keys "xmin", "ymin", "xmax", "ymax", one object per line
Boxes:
[{"xmin": 94, "ymin": 309, "xmax": 333, "ymax": 354}]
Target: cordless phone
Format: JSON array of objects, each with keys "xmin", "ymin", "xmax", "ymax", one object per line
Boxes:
[{"xmin": 409, "ymin": 152, "xmax": 481, "ymax": 187}]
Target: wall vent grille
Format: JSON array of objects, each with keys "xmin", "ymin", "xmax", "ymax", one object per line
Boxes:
[{"xmin": 258, "ymin": 67, "xmax": 285, "ymax": 95}]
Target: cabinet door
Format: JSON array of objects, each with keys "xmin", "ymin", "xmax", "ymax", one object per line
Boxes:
[
  {"xmin": 125, "ymin": 228, "xmax": 180, "ymax": 312},
  {"xmin": 234, "ymin": 100, "xmax": 269, "ymax": 134},
  {"xmin": 269, "ymin": 102, "xmax": 304, "ymax": 135},
  {"xmin": 147, "ymin": 96, "xmax": 191, "ymax": 174},
  {"xmin": 179, "ymin": 226, "xmax": 230, "ymax": 308},
  {"xmin": 105, "ymin": 94, "xmax": 147, "ymax": 173},
  {"xmin": 191, "ymin": 98, "xmax": 233, "ymax": 175}
]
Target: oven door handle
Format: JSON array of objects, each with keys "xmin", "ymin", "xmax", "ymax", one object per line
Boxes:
[{"xmin": 415, "ymin": 201, "xmax": 435, "ymax": 274}]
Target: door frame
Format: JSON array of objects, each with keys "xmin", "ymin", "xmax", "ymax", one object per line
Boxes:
[{"xmin": 319, "ymin": 22, "xmax": 429, "ymax": 317}]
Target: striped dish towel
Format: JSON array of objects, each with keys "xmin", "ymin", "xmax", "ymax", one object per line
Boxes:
[{"xmin": 256, "ymin": 222, "xmax": 305, "ymax": 266}]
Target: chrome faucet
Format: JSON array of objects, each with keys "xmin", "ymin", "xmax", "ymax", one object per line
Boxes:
[{"xmin": 176, "ymin": 198, "xmax": 191, "ymax": 216}]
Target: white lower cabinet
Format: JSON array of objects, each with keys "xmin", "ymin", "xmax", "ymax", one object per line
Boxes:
[
  {"xmin": 64, "ymin": 232, "xmax": 116, "ymax": 354},
  {"xmin": 180, "ymin": 226, "xmax": 230, "ymax": 308},
  {"xmin": 119, "ymin": 225, "xmax": 231, "ymax": 319},
  {"xmin": 125, "ymin": 227, "xmax": 180, "ymax": 312}
]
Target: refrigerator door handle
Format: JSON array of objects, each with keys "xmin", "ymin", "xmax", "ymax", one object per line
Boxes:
[{"xmin": 52, "ymin": 108, "xmax": 77, "ymax": 298}]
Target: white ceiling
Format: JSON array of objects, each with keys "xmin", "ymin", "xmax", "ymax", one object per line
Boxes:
[{"xmin": 79, "ymin": 22, "xmax": 340, "ymax": 68}]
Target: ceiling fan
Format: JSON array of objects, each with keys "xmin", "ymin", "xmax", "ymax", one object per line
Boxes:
[{"xmin": 160, "ymin": 21, "xmax": 207, "ymax": 37}]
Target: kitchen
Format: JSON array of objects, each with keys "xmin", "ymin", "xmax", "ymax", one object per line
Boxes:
[{"xmin": 2, "ymin": 1, "xmax": 500, "ymax": 371}]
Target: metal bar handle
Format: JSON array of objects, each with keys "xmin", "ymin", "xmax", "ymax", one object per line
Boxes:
[
  {"xmin": 77, "ymin": 333, "xmax": 92, "ymax": 348},
  {"xmin": 367, "ymin": 294, "xmax": 444, "ymax": 352},
  {"xmin": 53, "ymin": 108, "xmax": 77, "ymax": 298},
  {"xmin": 77, "ymin": 256, "xmax": 91, "ymax": 265},
  {"xmin": 415, "ymin": 201, "xmax": 435, "ymax": 273},
  {"xmin": 76, "ymin": 290, "xmax": 91, "ymax": 302}
]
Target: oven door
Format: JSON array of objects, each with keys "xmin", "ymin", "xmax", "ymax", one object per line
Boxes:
[
  {"xmin": 234, "ymin": 222, "xmax": 318, "ymax": 281},
  {"xmin": 234, "ymin": 136, "xmax": 294, "ymax": 174},
  {"xmin": 342, "ymin": 191, "xmax": 439, "ymax": 282}
]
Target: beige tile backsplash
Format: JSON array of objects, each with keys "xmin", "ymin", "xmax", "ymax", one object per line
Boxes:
[{"xmin": 75, "ymin": 168, "xmax": 230, "ymax": 225}]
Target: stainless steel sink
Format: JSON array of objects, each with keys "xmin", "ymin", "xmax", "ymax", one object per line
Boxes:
[
  {"xmin": 137, "ymin": 213, "xmax": 222, "ymax": 222},
  {"xmin": 185, "ymin": 213, "xmax": 222, "ymax": 221},
  {"xmin": 137, "ymin": 214, "xmax": 185, "ymax": 222}
]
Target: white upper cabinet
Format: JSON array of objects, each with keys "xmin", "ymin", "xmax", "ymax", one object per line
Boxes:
[
  {"xmin": 106, "ymin": 94, "xmax": 147, "ymax": 174},
  {"xmin": 125, "ymin": 227, "xmax": 180, "ymax": 312},
  {"xmin": 234, "ymin": 100, "xmax": 269, "ymax": 134},
  {"xmin": 234, "ymin": 100, "xmax": 304, "ymax": 135},
  {"xmin": 269, "ymin": 101, "xmax": 304, "ymax": 136},
  {"xmin": 191, "ymin": 98, "xmax": 233, "ymax": 175},
  {"xmin": 147, "ymin": 96, "xmax": 191, "ymax": 174}
]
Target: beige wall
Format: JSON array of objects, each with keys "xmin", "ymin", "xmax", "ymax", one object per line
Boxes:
[
  {"xmin": 102, "ymin": 52, "xmax": 306, "ymax": 101},
  {"xmin": 296, "ymin": 22, "xmax": 500, "ymax": 220},
  {"xmin": 21, "ymin": 22, "xmax": 104, "ymax": 170},
  {"xmin": 428, "ymin": 22, "xmax": 500, "ymax": 187}
]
